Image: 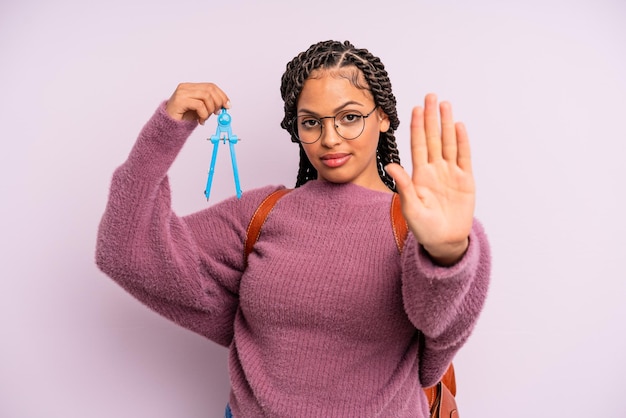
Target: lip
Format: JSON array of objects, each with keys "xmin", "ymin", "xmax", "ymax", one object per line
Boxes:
[{"xmin": 320, "ymin": 153, "xmax": 351, "ymax": 168}]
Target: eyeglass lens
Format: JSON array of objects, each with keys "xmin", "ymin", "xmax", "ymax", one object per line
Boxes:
[{"xmin": 293, "ymin": 110, "xmax": 369, "ymax": 144}]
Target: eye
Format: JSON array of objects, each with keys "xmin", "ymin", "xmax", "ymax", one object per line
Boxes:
[
  {"xmin": 298, "ymin": 117, "xmax": 321, "ymax": 130},
  {"xmin": 338, "ymin": 112, "xmax": 363, "ymax": 125}
]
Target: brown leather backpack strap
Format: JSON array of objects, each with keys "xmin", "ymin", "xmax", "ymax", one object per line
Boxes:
[
  {"xmin": 427, "ymin": 379, "xmax": 458, "ymax": 418},
  {"xmin": 424, "ymin": 364, "xmax": 457, "ymax": 415},
  {"xmin": 441, "ymin": 362, "xmax": 456, "ymax": 397},
  {"xmin": 423, "ymin": 385, "xmax": 438, "ymax": 414},
  {"xmin": 390, "ymin": 193, "xmax": 408, "ymax": 254},
  {"xmin": 244, "ymin": 188, "xmax": 292, "ymax": 265}
]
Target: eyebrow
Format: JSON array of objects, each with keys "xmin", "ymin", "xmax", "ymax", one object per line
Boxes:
[{"xmin": 297, "ymin": 100, "xmax": 365, "ymax": 116}]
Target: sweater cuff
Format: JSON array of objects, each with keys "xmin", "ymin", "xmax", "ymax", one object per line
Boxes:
[{"xmin": 403, "ymin": 220, "xmax": 483, "ymax": 282}]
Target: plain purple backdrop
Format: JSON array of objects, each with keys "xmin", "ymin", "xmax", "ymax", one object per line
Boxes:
[{"xmin": 1, "ymin": 0, "xmax": 625, "ymax": 417}]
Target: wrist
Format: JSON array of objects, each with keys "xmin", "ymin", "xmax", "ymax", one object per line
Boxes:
[{"xmin": 423, "ymin": 237, "xmax": 469, "ymax": 267}]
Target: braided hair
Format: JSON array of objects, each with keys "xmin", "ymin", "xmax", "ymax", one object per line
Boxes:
[{"xmin": 280, "ymin": 40, "xmax": 401, "ymax": 191}]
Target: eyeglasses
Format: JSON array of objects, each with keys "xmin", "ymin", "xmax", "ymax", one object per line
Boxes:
[{"xmin": 291, "ymin": 105, "xmax": 378, "ymax": 144}]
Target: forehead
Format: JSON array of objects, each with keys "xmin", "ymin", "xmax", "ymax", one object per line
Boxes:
[{"xmin": 297, "ymin": 68, "xmax": 373, "ymax": 112}]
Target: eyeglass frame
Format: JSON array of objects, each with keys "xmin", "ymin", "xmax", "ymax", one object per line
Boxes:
[{"xmin": 291, "ymin": 105, "xmax": 379, "ymax": 144}]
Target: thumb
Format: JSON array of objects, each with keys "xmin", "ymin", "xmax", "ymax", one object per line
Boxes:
[
  {"xmin": 385, "ymin": 163, "xmax": 412, "ymax": 194},
  {"xmin": 385, "ymin": 163, "xmax": 422, "ymax": 216}
]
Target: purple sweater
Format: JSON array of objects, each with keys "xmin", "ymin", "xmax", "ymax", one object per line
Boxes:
[{"xmin": 96, "ymin": 103, "xmax": 491, "ymax": 418}]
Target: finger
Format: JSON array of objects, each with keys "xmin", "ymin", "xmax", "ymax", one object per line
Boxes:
[
  {"xmin": 200, "ymin": 84, "xmax": 230, "ymax": 115},
  {"xmin": 183, "ymin": 84, "xmax": 225, "ymax": 116},
  {"xmin": 167, "ymin": 84, "xmax": 209, "ymax": 121},
  {"xmin": 410, "ymin": 106, "xmax": 428, "ymax": 170},
  {"xmin": 190, "ymin": 98, "xmax": 211, "ymax": 125},
  {"xmin": 424, "ymin": 93, "xmax": 442, "ymax": 162},
  {"xmin": 440, "ymin": 101, "xmax": 457, "ymax": 162},
  {"xmin": 455, "ymin": 122, "xmax": 473, "ymax": 172},
  {"xmin": 167, "ymin": 95, "xmax": 206, "ymax": 121},
  {"xmin": 384, "ymin": 163, "xmax": 423, "ymax": 212},
  {"xmin": 172, "ymin": 83, "xmax": 231, "ymax": 119}
]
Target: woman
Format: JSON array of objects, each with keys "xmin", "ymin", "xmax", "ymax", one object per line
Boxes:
[{"xmin": 96, "ymin": 40, "xmax": 491, "ymax": 417}]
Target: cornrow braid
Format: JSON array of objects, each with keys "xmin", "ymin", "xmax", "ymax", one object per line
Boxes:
[{"xmin": 280, "ymin": 40, "xmax": 401, "ymax": 191}]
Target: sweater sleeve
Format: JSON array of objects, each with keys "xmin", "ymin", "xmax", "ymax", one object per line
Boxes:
[
  {"xmin": 95, "ymin": 102, "xmax": 276, "ymax": 347},
  {"xmin": 401, "ymin": 219, "xmax": 491, "ymax": 388}
]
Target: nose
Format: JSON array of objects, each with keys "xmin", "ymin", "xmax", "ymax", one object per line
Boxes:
[{"xmin": 319, "ymin": 118, "xmax": 342, "ymax": 148}]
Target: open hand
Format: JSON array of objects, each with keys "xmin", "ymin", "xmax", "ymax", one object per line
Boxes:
[{"xmin": 385, "ymin": 94, "xmax": 475, "ymax": 265}]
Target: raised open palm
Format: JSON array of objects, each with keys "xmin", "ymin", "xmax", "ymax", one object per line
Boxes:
[{"xmin": 385, "ymin": 94, "xmax": 475, "ymax": 265}]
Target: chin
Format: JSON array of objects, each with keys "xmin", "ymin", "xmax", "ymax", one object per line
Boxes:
[{"xmin": 317, "ymin": 172, "xmax": 355, "ymax": 185}]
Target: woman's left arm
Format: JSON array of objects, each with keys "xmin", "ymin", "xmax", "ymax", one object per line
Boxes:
[
  {"xmin": 400, "ymin": 219, "xmax": 491, "ymax": 387},
  {"xmin": 386, "ymin": 94, "xmax": 491, "ymax": 386}
]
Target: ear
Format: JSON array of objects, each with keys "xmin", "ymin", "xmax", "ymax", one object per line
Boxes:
[{"xmin": 377, "ymin": 109, "xmax": 390, "ymax": 133}]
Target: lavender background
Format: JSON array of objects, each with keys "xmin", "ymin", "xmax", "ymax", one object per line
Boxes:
[{"xmin": 1, "ymin": 0, "xmax": 625, "ymax": 416}]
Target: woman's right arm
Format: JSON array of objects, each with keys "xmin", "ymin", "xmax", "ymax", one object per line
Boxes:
[{"xmin": 95, "ymin": 84, "xmax": 247, "ymax": 347}]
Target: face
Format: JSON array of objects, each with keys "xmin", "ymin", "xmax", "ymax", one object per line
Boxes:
[{"xmin": 296, "ymin": 68, "xmax": 391, "ymax": 191}]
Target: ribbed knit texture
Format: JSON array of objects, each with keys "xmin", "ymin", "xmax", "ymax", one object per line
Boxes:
[{"xmin": 96, "ymin": 103, "xmax": 491, "ymax": 418}]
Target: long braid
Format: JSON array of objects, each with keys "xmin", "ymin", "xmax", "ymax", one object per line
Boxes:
[{"xmin": 280, "ymin": 40, "xmax": 401, "ymax": 191}]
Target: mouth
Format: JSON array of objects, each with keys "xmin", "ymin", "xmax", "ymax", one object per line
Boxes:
[{"xmin": 320, "ymin": 153, "xmax": 351, "ymax": 168}]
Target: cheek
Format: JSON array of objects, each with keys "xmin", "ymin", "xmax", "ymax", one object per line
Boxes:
[
  {"xmin": 300, "ymin": 144, "xmax": 319, "ymax": 165},
  {"xmin": 362, "ymin": 132, "xmax": 381, "ymax": 155}
]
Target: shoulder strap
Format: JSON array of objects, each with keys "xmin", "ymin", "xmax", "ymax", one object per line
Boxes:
[
  {"xmin": 390, "ymin": 193, "xmax": 408, "ymax": 254},
  {"xmin": 244, "ymin": 191, "xmax": 408, "ymax": 262},
  {"xmin": 244, "ymin": 188, "xmax": 293, "ymax": 264}
]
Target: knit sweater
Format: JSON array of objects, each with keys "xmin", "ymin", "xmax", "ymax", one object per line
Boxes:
[{"xmin": 95, "ymin": 103, "xmax": 491, "ymax": 418}]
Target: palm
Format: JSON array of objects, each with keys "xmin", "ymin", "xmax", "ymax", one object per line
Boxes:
[
  {"xmin": 409, "ymin": 151, "xmax": 474, "ymax": 244},
  {"xmin": 386, "ymin": 94, "xmax": 475, "ymax": 263}
]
